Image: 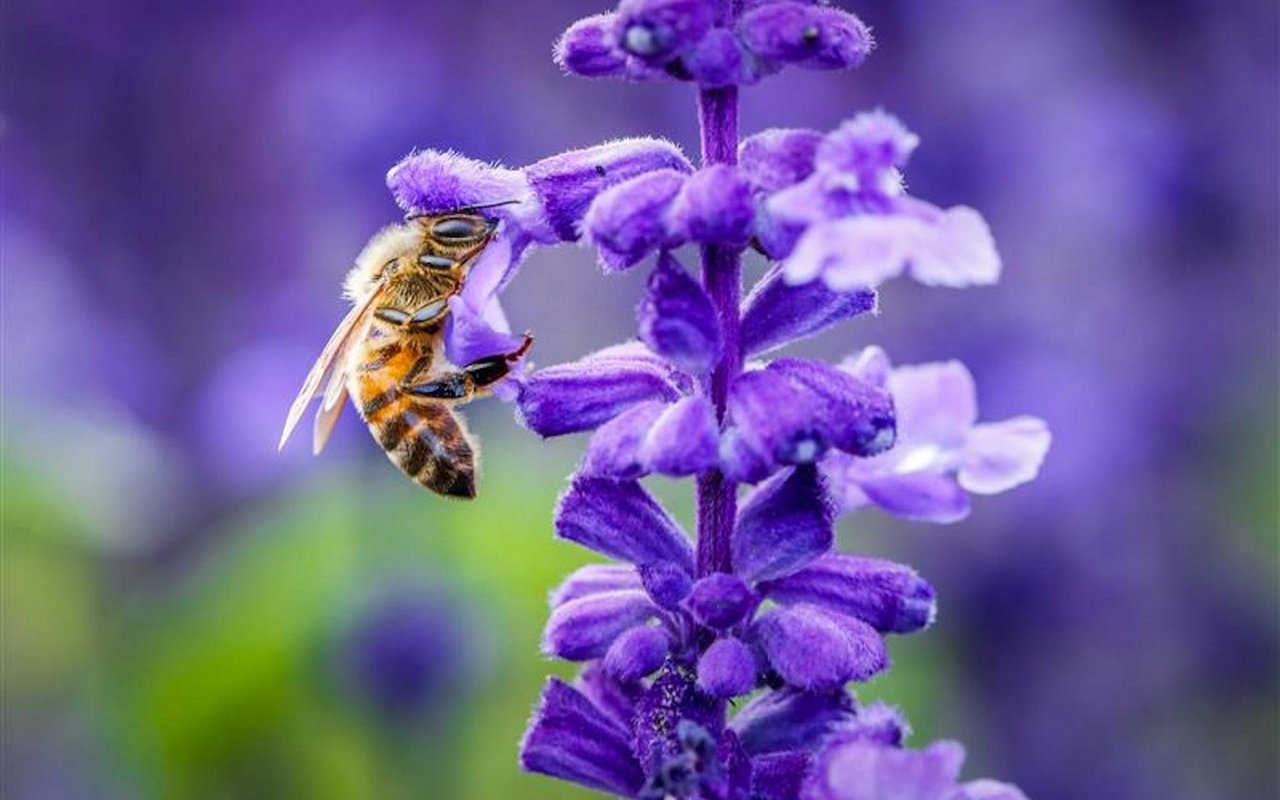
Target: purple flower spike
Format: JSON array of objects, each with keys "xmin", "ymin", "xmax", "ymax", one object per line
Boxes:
[
  {"xmin": 733, "ymin": 465, "xmax": 834, "ymax": 583},
  {"xmin": 526, "ymin": 138, "xmax": 693, "ymax": 242},
  {"xmin": 518, "ymin": 343, "xmax": 683, "ymax": 436},
  {"xmin": 668, "ymin": 165, "xmax": 755, "ymax": 248},
  {"xmin": 737, "ymin": 2, "xmax": 873, "ymax": 71},
  {"xmin": 555, "ymin": 13, "xmax": 628, "ymax": 78},
  {"xmin": 754, "ymin": 604, "xmax": 888, "ymax": 690},
  {"xmin": 551, "ymin": 563, "xmax": 643, "ymax": 607},
  {"xmin": 740, "ymin": 265, "xmax": 877, "ymax": 356},
  {"xmin": 823, "ymin": 353, "xmax": 1050, "ymax": 523},
  {"xmin": 517, "ymin": 6, "xmax": 1042, "ymax": 796},
  {"xmin": 731, "ymin": 688, "xmax": 856, "ymax": 755},
  {"xmin": 616, "ymin": 0, "xmax": 716, "ymax": 64},
  {"xmin": 686, "ymin": 573, "xmax": 756, "ymax": 630},
  {"xmin": 639, "ymin": 253, "xmax": 723, "ymax": 372},
  {"xmin": 542, "ymin": 589, "xmax": 657, "ymax": 660},
  {"xmin": 555, "ymin": 476, "xmax": 695, "ymax": 572},
  {"xmin": 520, "ymin": 678, "xmax": 645, "ymax": 796},
  {"xmin": 604, "ymin": 625, "xmax": 671, "ymax": 682},
  {"xmin": 585, "ymin": 169, "xmax": 688, "ymax": 270},
  {"xmin": 761, "ymin": 554, "xmax": 937, "ymax": 634},
  {"xmin": 697, "ymin": 637, "xmax": 758, "ymax": 698}
]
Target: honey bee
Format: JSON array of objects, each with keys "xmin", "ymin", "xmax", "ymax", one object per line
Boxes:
[{"xmin": 279, "ymin": 207, "xmax": 532, "ymax": 498}]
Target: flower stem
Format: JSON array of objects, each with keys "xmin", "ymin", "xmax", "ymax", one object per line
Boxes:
[{"xmin": 695, "ymin": 83, "xmax": 741, "ymax": 578}]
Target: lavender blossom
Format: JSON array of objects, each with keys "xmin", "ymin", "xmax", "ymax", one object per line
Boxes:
[
  {"xmin": 390, "ymin": 1, "xmax": 1052, "ymax": 796},
  {"xmin": 822, "ymin": 347, "xmax": 1052, "ymax": 523}
]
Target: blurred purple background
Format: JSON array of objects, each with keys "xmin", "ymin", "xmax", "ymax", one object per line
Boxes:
[{"xmin": 3, "ymin": 1, "xmax": 1277, "ymax": 799}]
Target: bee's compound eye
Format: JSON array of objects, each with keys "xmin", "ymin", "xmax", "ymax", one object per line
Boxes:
[
  {"xmin": 418, "ymin": 254, "xmax": 458, "ymax": 270},
  {"xmin": 431, "ymin": 216, "xmax": 491, "ymax": 242}
]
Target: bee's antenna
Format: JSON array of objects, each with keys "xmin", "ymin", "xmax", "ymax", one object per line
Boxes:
[
  {"xmin": 404, "ymin": 198, "xmax": 521, "ymax": 222},
  {"xmin": 457, "ymin": 198, "xmax": 522, "ymax": 213}
]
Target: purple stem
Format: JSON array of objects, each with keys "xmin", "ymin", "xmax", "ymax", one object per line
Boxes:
[{"xmin": 695, "ymin": 81, "xmax": 742, "ymax": 578}]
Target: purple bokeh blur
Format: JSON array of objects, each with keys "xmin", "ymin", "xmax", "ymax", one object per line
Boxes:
[{"xmin": 4, "ymin": 1, "xmax": 1276, "ymax": 799}]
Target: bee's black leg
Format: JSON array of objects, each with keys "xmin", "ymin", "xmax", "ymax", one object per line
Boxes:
[{"xmin": 400, "ymin": 333, "xmax": 533, "ymax": 401}]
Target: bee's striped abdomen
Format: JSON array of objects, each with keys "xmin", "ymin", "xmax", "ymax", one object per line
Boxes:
[{"xmin": 350, "ymin": 324, "xmax": 478, "ymax": 499}]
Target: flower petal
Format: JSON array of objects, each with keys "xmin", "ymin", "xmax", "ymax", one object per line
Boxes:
[
  {"xmin": 550, "ymin": 563, "xmax": 642, "ymax": 607},
  {"xmin": 519, "ymin": 677, "xmax": 645, "ymax": 796},
  {"xmin": 815, "ymin": 111, "xmax": 919, "ymax": 190},
  {"xmin": 518, "ymin": 344, "xmax": 683, "ymax": 437},
  {"xmin": 638, "ymin": 253, "xmax": 723, "ymax": 373},
  {"xmin": 961, "ymin": 780, "xmax": 1031, "ymax": 800},
  {"xmin": 741, "ymin": 265, "xmax": 877, "ymax": 356},
  {"xmin": 959, "ymin": 416, "xmax": 1051, "ymax": 495},
  {"xmin": 584, "ymin": 168, "xmax": 687, "ymax": 270},
  {"xmin": 542, "ymin": 589, "xmax": 656, "ymax": 660},
  {"xmin": 782, "ymin": 216, "xmax": 918, "ymax": 291},
  {"xmin": 667, "ymin": 164, "xmax": 755, "ymax": 247},
  {"xmin": 684, "ymin": 27, "xmax": 756, "ymax": 87},
  {"xmin": 722, "ymin": 369, "xmax": 826, "ymax": 482},
  {"xmin": 696, "ymin": 637, "xmax": 759, "ymax": 698},
  {"xmin": 555, "ymin": 476, "xmax": 695, "ymax": 571},
  {"xmin": 582, "ymin": 400, "xmax": 669, "ymax": 479},
  {"xmin": 642, "ymin": 395, "xmax": 720, "ymax": 476},
  {"xmin": 733, "ymin": 465, "xmax": 834, "ymax": 583},
  {"xmin": 603, "ymin": 624, "xmax": 671, "ymax": 683},
  {"xmin": 759, "ymin": 553, "xmax": 937, "ymax": 634},
  {"xmin": 887, "ymin": 360, "xmax": 979, "ymax": 447},
  {"xmin": 904, "ymin": 203, "xmax": 1001, "ymax": 288},
  {"xmin": 638, "ymin": 560, "xmax": 693, "ymax": 610},
  {"xmin": 805, "ymin": 740, "xmax": 967, "ymax": 800},
  {"xmin": 730, "ymin": 688, "xmax": 856, "ymax": 755},
  {"xmin": 856, "ymin": 472, "xmax": 972, "ymax": 524},
  {"xmin": 753, "ymin": 604, "xmax": 887, "ymax": 690},
  {"xmin": 738, "ymin": 128, "xmax": 822, "ymax": 195},
  {"xmin": 387, "ymin": 149, "xmax": 531, "ymax": 219},
  {"xmin": 616, "ymin": 0, "xmax": 716, "ymax": 63},
  {"xmin": 840, "ymin": 345, "xmax": 891, "ymax": 389},
  {"xmin": 686, "ymin": 574, "xmax": 757, "ymax": 630},
  {"xmin": 769, "ymin": 358, "xmax": 896, "ymax": 457},
  {"xmin": 525, "ymin": 138, "xmax": 693, "ymax": 242},
  {"xmin": 834, "ymin": 701, "xmax": 910, "ymax": 748},
  {"xmin": 576, "ymin": 661, "xmax": 641, "ymax": 730},
  {"xmin": 737, "ymin": 2, "xmax": 873, "ymax": 71},
  {"xmin": 750, "ymin": 752, "xmax": 812, "ymax": 800},
  {"xmin": 555, "ymin": 13, "xmax": 628, "ymax": 78}
]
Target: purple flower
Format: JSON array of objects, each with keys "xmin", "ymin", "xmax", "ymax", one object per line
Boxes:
[
  {"xmin": 515, "ymin": 2, "xmax": 1043, "ymax": 797},
  {"xmin": 823, "ymin": 347, "xmax": 1052, "ymax": 523},
  {"xmin": 736, "ymin": 111, "xmax": 1002, "ymax": 290},
  {"xmin": 803, "ymin": 738, "xmax": 1029, "ymax": 800},
  {"xmin": 554, "ymin": 0, "xmax": 872, "ymax": 87}
]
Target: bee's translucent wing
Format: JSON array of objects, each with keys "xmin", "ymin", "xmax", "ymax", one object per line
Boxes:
[
  {"xmin": 311, "ymin": 383, "xmax": 348, "ymax": 455},
  {"xmin": 278, "ymin": 283, "xmax": 385, "ymax": 452}
]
